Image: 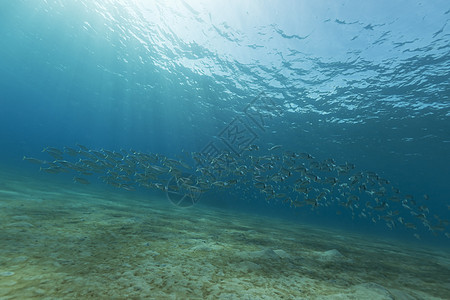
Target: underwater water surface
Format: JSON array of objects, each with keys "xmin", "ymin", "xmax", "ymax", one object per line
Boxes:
[{"xmin": 1, "ymin": 0, "xmax": 449, "ymax": 298}]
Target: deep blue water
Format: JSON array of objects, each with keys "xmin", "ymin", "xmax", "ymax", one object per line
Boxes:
[{"xmin": 1, "ymin": 0, "xmax": 449, "ymax": 247}]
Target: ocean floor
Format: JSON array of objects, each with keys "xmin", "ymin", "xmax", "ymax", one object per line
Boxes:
[{"xmin": 0, "ymin": 173, "xmax": 449, "ymax": 299}]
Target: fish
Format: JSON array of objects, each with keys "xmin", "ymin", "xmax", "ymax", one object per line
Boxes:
[
  {"xmin": 120, "ymin": 184, "xmax": 135, "ymax": 191},
  {"xmin": 42, "ymin": 147, "xmax": 63, "ymax": 155},
  {"xmin": 73, "ymin": 177, "xmax": 90, "ymax": 184},
  {"xmin": 268, "ymin": 145, "xmax": 282, "ymax": 151},
  {"xmin": 40, "ymin": 166, "xmax": 65, "ymax": 174},
  {"xmin": 291, "ymin": 200, "xmax": 305, "ymax": 207},
  {"xmin": 404, "ymin": 223, "xmax": 417, "ymax": 229},
  {"xmin": 77, "ymin": 144, "xmax": 89, "ymax": 151},
  {"xmin": 294, "ymin": 186, "xmax": 309, "ymax": 194},
  {"xmin": 42, "ymin": 147, "xmax": 64, "ymax": 159},
  {"xmin": 64, "ymin": 146, "xmax": 79, "ymax": 156},
  {"xmin": 23, "ymin": 156, "xmax": 46, "ymax": 164},
  {"xmin": 25, "ymin": 144, "xmax": 447, "ymax": 239},
  {"xmin": 254, "ymin": 182, "xmax": 266, "ymax": 189},
  {"xmin": 305, "ymin": 198, "xmax": 318, "ymax": 207}
]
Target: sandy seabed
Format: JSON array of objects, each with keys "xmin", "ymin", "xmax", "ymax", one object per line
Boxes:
[{"xmin": 0, "ymin": 173, "xmax": 449, "ymax": 300}]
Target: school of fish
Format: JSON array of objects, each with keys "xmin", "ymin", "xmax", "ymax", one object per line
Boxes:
[{"xmin": 24, "ymin": 144, "xmax": 450, "ymax": 240}]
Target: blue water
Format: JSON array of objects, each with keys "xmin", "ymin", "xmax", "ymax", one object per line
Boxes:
[{"xmin": 1, "ymin": 0, "xmax": 449, "ymax": 247}]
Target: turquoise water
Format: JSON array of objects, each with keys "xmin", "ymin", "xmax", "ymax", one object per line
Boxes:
[
  {"xmin": 1, "ymin": 0, "xmax": 450, "ymax": 242},
  {"xmin": 0, "ymin": 1, "xmax": 450, "ymax": 297},
  {"xmin": 1, "ymin": 0, "xmax": 450, "ymax": 240}
]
